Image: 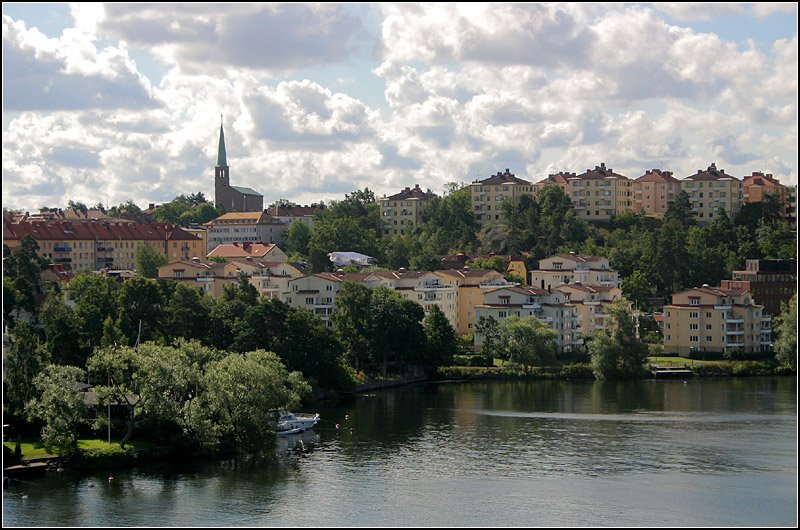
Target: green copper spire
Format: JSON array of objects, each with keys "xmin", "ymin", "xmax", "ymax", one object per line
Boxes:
[{"xmin": 217, "ymin": 115, "xmax": 227, "ymax": 167}]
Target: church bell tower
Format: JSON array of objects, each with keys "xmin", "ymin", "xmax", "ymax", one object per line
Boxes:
[{"xmin": 214, "ymin": 116, "xmax": 230, "ymax": 208}]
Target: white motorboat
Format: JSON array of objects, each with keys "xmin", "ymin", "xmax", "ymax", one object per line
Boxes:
[{"xmin": 276, "ymin": 412, "xmax": 320, "ymax": 435}]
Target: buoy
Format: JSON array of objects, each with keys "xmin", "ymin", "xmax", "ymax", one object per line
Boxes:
[
  {"xmin": 108, "ymin": 476, "xmax": 114, "ymax": 481},
  {"xmin": 345, "ymin": 414, "xmax": 350, "ymax": 420},
  {"xmin": 335, "ymin": 423, "xmax": 340, "ymax": 429}
]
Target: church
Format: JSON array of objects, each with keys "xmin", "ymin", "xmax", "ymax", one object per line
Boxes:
[{"xmin": 214, "ymin": 120, "xmax": 264, "ymax": 212}]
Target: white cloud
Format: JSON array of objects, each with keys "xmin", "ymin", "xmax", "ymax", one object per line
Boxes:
[{"xmin": 1, "ymin": 3, "xmax": 796, "ymax": 213}]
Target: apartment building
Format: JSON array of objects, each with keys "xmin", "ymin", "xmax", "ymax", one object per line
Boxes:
[
  {"xmin": 470, "ymin": 169, "xmax": 536, "ymax": 227},
  {"xmin": 434, "ymin": 268, "xmax": 510, "ymax": 334},
  {"xmin": 632, "ymin": 169, "xmax": 681, "ymax": 217},
  {"xmin": 365, "ymin": 270, "xmax": 458, "ymax": 329},
  {"xmin": 742, "ymin": 172, "xmax": 794, "ymax": 221},
  {"xmin": 474, "ymin": 286, "xmax": 581, "ymax": 353},
  {"xmin": 204, "ymin": 211, "xmax": 287, "ymax": 252},
  {"xmin": 556, "ymin": 283, "xmax": 626, "ymax": 340},
  {"xmin": 721, "ymin": 259, "xmax": 797, "ymax": 315},
  {"xmin": 535, "ymin": 172, "xmax": 574, "ymax": 195},
  {"xmin": 157, "ymin": 257, "xmax": 234, "ymax": 297},
  {"xmin": 285, "ymin": 273, "xmax": 366, "ymax": 326},
  {"xmin": 379, "ymin": 184, "xmax": 436, "ymax": 236},
  {"xmin": 530, "ymin": 253, "xmax": 620, "ymax": 291},
  {"xmin": 3, "ymin": 220, "xmax": 202, "ymax": 273},
  {"xmin": 680, "ymin": 163, "xmax": 742, "ymax": 223},
  {"xmin": 563, "ymin": 163, "xmax": 632, "ymax": 222},
  {"xmin": 267, "ymin": 204, "xmax": 321, "ymax": 226},
  {"xmin": 663, "ymin": 286, "xmax": 772, "ymax": 356},
  {"xmin": 223, "ymin": 258, "xmax": 305, "ymax": 300}
]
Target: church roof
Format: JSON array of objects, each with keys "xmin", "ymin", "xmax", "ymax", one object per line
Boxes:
[
  {"xmin": 217, "ymin": 121, "xmax": 227, "ymax": 167},
  {"xmin": 231, "ymin": 185, "xmax": 263, "ymax": 197}
]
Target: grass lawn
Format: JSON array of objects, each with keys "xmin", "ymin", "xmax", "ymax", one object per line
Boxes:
[{"xmin": 4, "ymin": 438, "xmax": 154, "ymax": 460}]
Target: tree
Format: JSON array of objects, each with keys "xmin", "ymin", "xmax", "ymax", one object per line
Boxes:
[
  {"xmin": 69, "ymin": 273, "xmax": 120, "ymax": 352},
  {"xmin": 495, "ymin": 315, "xmax": 558, "ymax": 374},
  {"xmin": 165, "ymin": 283, "xmax": 209, "ymax": 342},
  {"xmin": 587, "ymin": 301, "xmax": 649, "ymax": 379},
  {"xmin": 4, "ymin": 236, "xmax": 47, "ymax": 318},
  {"xmin": 621, "ymin": 269, "xmax": 653, "ymax": 310},
  {"xmin": 135, "ymin": 244, "xmax": 168, "ymax": 279},
  {"xmin": 773, "ymin": 294, "xmax": 797, "ymax": 370},
  {"xmin": 38, "ymin": 283, "xmax": 82, "ymax": 366},
  {"xmin": 4, "ymin": 321, "xmax": 51, "ymax": 420},
  {"xmin": 26, "ymin": 365, "xmax": 87, "ymax": 456},
  {"xmin": 116, "ymin": 277, "xmax": 166, "ymax": 346},
  {"xmin": 367, "ymin": 287, "xmax": 426, "ymax": 377},
  {"xmin": 286, "ymin": 220, "xmax": 312, "ymax": 257},
  {"xmin": 276, "ymin": 307, "xmax": 355, "ymax": 394},
  {"xmin": 332, "ymin": 282, "xmax": 375, "ymax": 371},
  {"xmin": 200, "ymin": 350, "xmax": 310, "ymax": 455},
  {"xmin": 88, "ymin": 342, "xmax": 199, "ymax": 448},
  {"xmin": 475, "ymin": 316, "xmax": 500, "ymax": 358},
  {"xmin": 664, "ymin": 191, "xmax": 696, "ymax": 226},
  {"xmin": 423, "ymin": 304, "xmax": 458, "ymax": 369}
]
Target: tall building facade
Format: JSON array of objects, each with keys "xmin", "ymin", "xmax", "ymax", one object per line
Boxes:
[
  {"xmin": 680, "ymin": 163, "xmax": 742, "ymax": 223},
  {"xmin": 470, "ymin": 169, "xmax": 536, "ymax": 227}
]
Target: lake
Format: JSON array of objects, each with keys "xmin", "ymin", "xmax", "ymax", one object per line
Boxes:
[{"xmin": 3, "ymin": 377, "xmax": 797, "ymax": 527}]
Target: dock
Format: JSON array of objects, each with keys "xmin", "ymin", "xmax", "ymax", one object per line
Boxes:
[{"xmin": 650, "ymin": 365, "xmax": 694, "ymax": 379}]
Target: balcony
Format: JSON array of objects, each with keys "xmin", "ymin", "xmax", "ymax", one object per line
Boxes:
[
  {"xmin": 54, "ymin": 257, "xmax": 72, "ymax": 263},
  {"xmin": 54, "ymin": 246, "xmax": 72, "ymax": 253},
  {"xmin": 96, "ymin": 245, "xmax": 114, "ymax": 252}
]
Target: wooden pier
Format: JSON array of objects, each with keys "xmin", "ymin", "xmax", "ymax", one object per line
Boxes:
[{"xmin": 650, "ymin": 365, "xmax": 694, "ymax": 379}]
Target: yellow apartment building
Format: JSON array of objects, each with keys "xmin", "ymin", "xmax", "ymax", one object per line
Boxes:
[
  {"xmin": 530, "ymin": 253, "xmax": 620, "ymax": 292},
  {"xmin": 473, "ymin": 285, "xmax": 580, "ymax": 353},
  {"xmin": 680, "ymin": 163, "xmax": 742, "ymax": 223},
  {"xmin": 470, "ymin": 169, "xmax": 536, "ymax": 227},
  {"xmin": 663, "ymin": 286, "xmax": 772, "ymax": 356},
  {"xmin": 378, "ymin": 184, "xmax": 436, "ymax": 236},
  {"xmin": 434, "ymin": 269, "xmax": 509, "ymax": 334},
  {"xmin": 565, "ymin": 163, "xmax": 633, "ymax": 222},
  {"xmin": 3, "ymin": 220, "xmax": 202, "ymax": 273}
]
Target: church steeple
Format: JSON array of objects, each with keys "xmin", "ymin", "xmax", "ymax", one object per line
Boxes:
[{"xmin": 217, "ymin": 115, "xmax": 227, "ymax": 167}]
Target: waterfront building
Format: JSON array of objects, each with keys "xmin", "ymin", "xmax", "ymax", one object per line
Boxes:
[
  {"xmin": 434, "ymin": 268, "xmax": 510, "ymax": 334},
  {"xmin": 555, "ymin": 283, "xmax": 626, "ymax": 340},
  {"xmin": 379, "ymin": 184, "xmax": 437, "ymax": 236},
  {"xmin": 680, "ymin": 163, "xmax": 742, "ymax": 223},
  {"xmin": 365, "ymin": 270, "xmax": 458, "ymax": 329},
  {"xmin": 474, "ymin": 285, "xmax": 580, "ymax": 353},
  {"xmin": 632, "ymin": 169, "xmax": 681, "ymax": 217},
  {"xmin": 3, "ymin": 220, "xmax": 202, "ymax": 273},
  {"xmin": 720, "ymin": 259, "xmax": 797, "ymax": 315},
  {"xmin": 470, "ymin": 169, "xmax": 536, "ymax": 227},
  {"xmin": 213, "ymin": 120, "xmax": 263, "ymax": 213},
  {"xmin": 204, "ymin": 211, "xmax": 287, "ymax": 252},
  {"xmin": 663, "ymin": 285, "xmax": 772, "ymax": 356},
  {"xmin": 529, "ymin": 253, "xmax": 619, "ymax": 292}
]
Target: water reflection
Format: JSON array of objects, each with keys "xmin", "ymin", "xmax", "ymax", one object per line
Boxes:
[{"xmin": 4, "ymin": 377, "xmax": 796, "ymax": 527}]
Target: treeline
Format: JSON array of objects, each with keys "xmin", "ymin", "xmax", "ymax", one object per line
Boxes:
[{"xmin": 3, "ymin": 239, "xmax": 458, "ymax": 455}]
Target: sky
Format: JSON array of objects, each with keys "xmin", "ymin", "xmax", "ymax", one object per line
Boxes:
[{"xmin": 2, "ymin": 2, "xmax": 798, "ymax": 213}]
